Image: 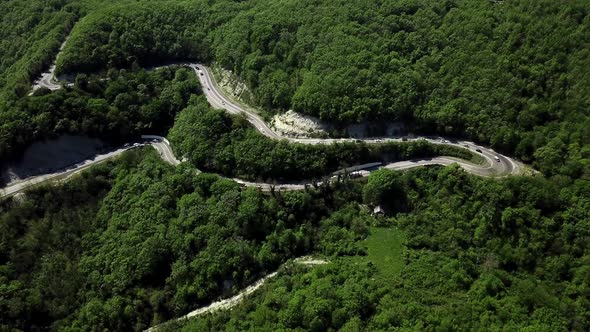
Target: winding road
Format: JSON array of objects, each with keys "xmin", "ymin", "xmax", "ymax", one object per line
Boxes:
[
  {"xmin": 31, "ymin": 39, "xmax": 73, "ymax": 93},
  {"xmin": 1, "ymin": 56, "xmax": 525, "ymax": 199},
  {"xmin": 0, "ymin": 139, "xmax": 178, "ymax": 198},
  {"xmin": 194, "ymin": 63, "xmax": 521, "ymax": 177},
  {"xmin": 2, "ymin": 34, "xmax": 532, "ymax": 332}
]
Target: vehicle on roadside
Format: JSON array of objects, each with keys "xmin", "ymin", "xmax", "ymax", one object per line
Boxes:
[
  {"xmin": 476, "ymin": 148, "xmax": 482, "ymax": 153},
  {"xmin": 464, "ymin": 144, "xmax": 469, "ymax": 148},
  {"xmin": 350, "ymin": 171, "xmax": 364, "ymax": 178},
  {"xmin": 402, "ymin": 138, "xmax": 408, "ymax": 141},
  {"xmin": 494, "ymin": 156, "xmax": 501, "ymax": 162}
]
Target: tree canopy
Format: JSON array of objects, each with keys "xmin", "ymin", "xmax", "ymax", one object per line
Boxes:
[
  {"xmin": 166, "ymin": 165, "xmax": 590, "ymax": 331},
  {"xmin": 47, "ymin": 0, "xmax": 590, "ymax": 176},
  {"xmin": 0, "ymin": 0, "xmax": 589, "ymax": 331},
  {"xmin": 168, "ymin": 96, "xmax": 476, "ymax": 182}
]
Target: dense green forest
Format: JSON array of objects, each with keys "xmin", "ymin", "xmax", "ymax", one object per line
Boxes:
[
  {"xmin": 0, "ymin": 0, "xmax": 75, "ymax": 100},
  {"xmin": 1, "ymin": 65, "xmax": 197, "ymax": 160},
  {"xmin": 4, "ymin": 153, "xmax": 589, "ymax": 330},
  {"xmin": 166, "ymin": 166, "xmax": 590, "ymax": 331},
  {"xmin": 0, "ymin": 0, "xmax": 140, "ymax": 99},
  {"xmin": 1, "ymin": 0, "xmax": 589, "ymax": 331},
  {"xmin": 168, "ymin": 96, "xmax": 476, "ymax": 181},
  {"xmin": 0, "ymin": 148, "xmax": 370, "ymax": 330},
  {"xmin": 49, "ymin": 0, "xmax": 590, "ymax": 176},
  {"xmin": 2, "ymin": 0, "xmax": 589, "ymax": 175}
]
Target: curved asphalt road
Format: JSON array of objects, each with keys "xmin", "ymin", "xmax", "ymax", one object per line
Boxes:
[
  {"xmin": 31, "ymin": 39, "xmax": 73, "ymax": 93},
  {"xmin": 0, "ymin": 139, "xmax": 179, "ymax": 198},
  {"xmin": 10, "ymin": 30, "xmax": 529, "ymax": 332},
  {"xmin": 30, "ymin": 55, "xmax": 521, "ymax": 178},
  {"xmin": 192, "ymin": 64, "xmax": 521, "ymax": 177},
  {"xmin": 9, "ymin": 57, "xmax": 524, "ymax": 198}
]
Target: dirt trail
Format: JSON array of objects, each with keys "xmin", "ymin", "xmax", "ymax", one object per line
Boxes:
[{"xmin": 145, "ymin": 257, "xmax": 328, "ymax": 332}]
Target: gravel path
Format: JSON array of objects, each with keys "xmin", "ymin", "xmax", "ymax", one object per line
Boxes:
[{"xmin": 144, "ymin": 257, "xmax": 329, "ymax": 332}]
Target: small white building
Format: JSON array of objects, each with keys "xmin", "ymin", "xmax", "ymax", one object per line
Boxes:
[{"xmin": 373, "ymin": 205, "xmax": 385, "ymax": 216}]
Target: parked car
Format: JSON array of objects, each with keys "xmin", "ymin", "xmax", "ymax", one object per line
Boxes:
[
  {"xmin": 475, "ymin": 148, "xmax": 482, "ymax": 153},
  {"xmin": 494, "ymin": 156, "xmax": 501, "ymax": 162}
]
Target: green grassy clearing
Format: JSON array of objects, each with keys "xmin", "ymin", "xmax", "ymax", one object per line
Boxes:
[{"xmin": 353, "ymin": 227, "xmax": 405, "ymax": 281}]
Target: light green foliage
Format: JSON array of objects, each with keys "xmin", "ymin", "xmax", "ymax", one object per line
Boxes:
[
  {"xmin": 317, "ymin": 205, "xmax": 371, "ymax": 256},
  {"xmin": 357, "ymin": 227, "xmax": 405, "ymax": 280}
]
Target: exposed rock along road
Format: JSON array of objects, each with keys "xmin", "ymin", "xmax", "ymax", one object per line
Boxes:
[
  {"xmin": 6, "ymin": 38, "xmax": 527, "ymax": 330},
  {"xmin": 193, "ymin": 63, "xmax": 521, "ymax": 177},
  {"xmin": 1, "ymin": 58, "xmax": 524, "ymax": 198}
]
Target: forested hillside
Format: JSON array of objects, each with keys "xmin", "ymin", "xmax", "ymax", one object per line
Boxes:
[
  {"xmin": 168, "ymin": 96, "xmax": 475, "ymax": 181},
  {"xmin": 4, "ymin": 149, "xmax": 589, "ymax": 330},
  {"xmin": 54, "ymin": 2, "xmax": 213, "ymax": 74},
  {"xmin": 1, "ymin": 65, "xmax": 197, "ymax": 160},
  {"xmin": 51, "ymin": 0, "xmax": 590, "ymax": 176},
  {"xmin": 0, "ymin": 0, "xmax": 75, "ymax": 100},
  {"xmin": 0, "ymin": 0, "xmax": 589, "ymax": 331},
  {"xmin": 0, "ymin": 0, "xmax": 138, "ymax": 99},
  {"xmin": 167, "ymin": 166, "xmax": 590, "ymax": 331},
  {"xmin": 0, "ymin": 149, "xmax": 370, "ymax": 330},
  {"xmin": 1, "ymin": 0, "xmax": 589, "ymax": 175}
]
